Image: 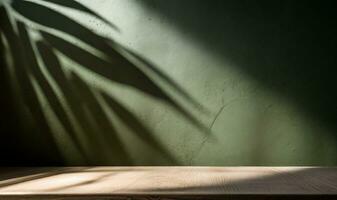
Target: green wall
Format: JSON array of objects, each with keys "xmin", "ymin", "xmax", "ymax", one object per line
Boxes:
[{"xmin": 1, "ymin": 0, "xmax": 337, "ymax": 165}]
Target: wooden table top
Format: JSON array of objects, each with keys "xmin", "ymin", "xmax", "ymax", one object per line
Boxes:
[{"xmin": 0, "ymin": 167, "xmax": 336, "ymax": 199}]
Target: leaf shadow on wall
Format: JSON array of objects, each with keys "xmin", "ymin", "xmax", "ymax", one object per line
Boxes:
[{"xmin": 0, "ymin": 0, "xmax": 210, "ymax": 165}]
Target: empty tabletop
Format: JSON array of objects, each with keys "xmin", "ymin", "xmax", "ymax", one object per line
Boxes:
[{"xmin": 0, "ymin": 167, "xmax": 337, "ymax": 199}]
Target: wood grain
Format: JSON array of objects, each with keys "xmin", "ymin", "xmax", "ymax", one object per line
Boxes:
[{"xmin": 0, "ymin": 167, "xmax": 336, "ymax": 199}]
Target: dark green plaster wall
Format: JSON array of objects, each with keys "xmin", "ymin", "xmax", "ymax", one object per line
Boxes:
[{"xmin": 1, "ymin": 0, "xmax": 337, "ymax": 165}]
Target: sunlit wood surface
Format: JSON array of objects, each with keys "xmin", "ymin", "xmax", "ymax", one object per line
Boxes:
[{"xmin": 0, "ymin": 167, "xmax": 336, "ymax": 199}]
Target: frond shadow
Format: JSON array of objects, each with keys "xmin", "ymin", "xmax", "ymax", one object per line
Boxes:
[
  {"xmin": 0, "ymin": 6, "xmax": 63, "ymax": 163},
  {"xmin": 1, "ymin": 0, "xmax": 209, "ymax": 164}
]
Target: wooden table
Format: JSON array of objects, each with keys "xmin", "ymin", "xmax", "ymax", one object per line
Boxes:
[{"xmin": 0, "ymin": 167, "xmax": 336, "ymax": 199}]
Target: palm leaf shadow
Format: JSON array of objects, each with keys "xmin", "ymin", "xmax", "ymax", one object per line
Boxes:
[
  {"xmin": 38, "ymin": 41, "xmax": 135, "ymax": 164},
  {"xmin": 38, "ymin": 41, "xmax": 176, "ymax": 164},
  {"xmin": 11, "ymin": 0, "xmax": 206, "ymax": 116},
  {"xmin": 69, "ymin": 71, "xmax": 133, "ymax": 164},
  {"xmin": 40, "ymin": 30, "xmax": 208, "ymax": 133},
  {"xmin": 0, "ymin": 6, "xmax": 63, "ymax": 161},
  {"xmin": 17, "ymin": 21, "xmax": 88, "ymax": 160},
  {"xmin": 41, "ymin": 0, "xmax": 120, "ymax": 31},
  {"xmin": 1, "ymin": 0, "xmax": 209, "ymax": 164}
]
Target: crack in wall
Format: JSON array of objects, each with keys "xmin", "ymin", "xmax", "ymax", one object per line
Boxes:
[{"xmin": 188, "ymin": 100, "xmax": 231, "ymax": 164}]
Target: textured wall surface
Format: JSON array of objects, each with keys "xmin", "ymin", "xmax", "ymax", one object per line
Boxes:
[{"xmin": 1, "ymin": 0, "xmax": 337, "ymax": 165}]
